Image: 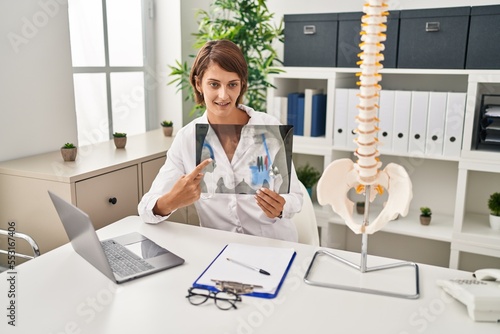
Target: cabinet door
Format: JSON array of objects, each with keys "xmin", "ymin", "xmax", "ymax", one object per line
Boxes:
[
  {"xmin": 141, "ymin": 156, "xmax": 166, "ymax": 195},
  {"xmin": 75, "ymin": 166, "xmax": 139, "ymax": 230}
]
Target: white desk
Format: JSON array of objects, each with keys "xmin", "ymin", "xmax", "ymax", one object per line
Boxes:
[{"xmin": 1, "ymin": 216, "xmax": 498, "ymax": 333}]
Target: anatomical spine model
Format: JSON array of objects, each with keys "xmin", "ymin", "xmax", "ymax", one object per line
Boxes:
[{"xmin": 318, "ymin": 0, "xmax": 412, "ymax": 234}]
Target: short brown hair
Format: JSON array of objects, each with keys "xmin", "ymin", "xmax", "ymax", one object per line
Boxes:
[{"xmin": 189, "ymin": 40, "xmax": 248, "ymax": 106}]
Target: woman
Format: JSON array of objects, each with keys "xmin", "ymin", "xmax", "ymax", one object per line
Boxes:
[{"xmin": 138, "ymin": 40, "xmax": 302, "ymax": 242}]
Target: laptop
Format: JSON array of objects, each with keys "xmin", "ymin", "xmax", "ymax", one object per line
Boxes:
[{"xmin": 48, "ymin": 191, "xmax": 184, "ymax": 283}]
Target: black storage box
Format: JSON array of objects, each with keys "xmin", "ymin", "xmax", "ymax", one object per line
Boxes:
[
  {"xmin": 284, "ymin": 13, "xmax": 338, "ymax": 67},
  {"xmin": 337, "ymin": 11, "xmax": 400, "ymax": 68},
  {"xmin": 466, "ymin": 5, "xmax": 500, "ymax": 69},
  {"xmin": 397, "ymin": 7, "xmax": 470, "ymax": 69}
]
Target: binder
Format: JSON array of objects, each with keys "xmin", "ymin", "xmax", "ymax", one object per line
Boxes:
[
  {"xmin": 443, "ymin": 92, "xmax": 467, "ymax": 157},
  {"xmin": 378, "ymin": 90, "xmax": 396, "ymax": 152},
  {"xmin": 192, "ymin": 243, "xmax": 296, "ymax": 299},
  {"xmin": 311, "ymin": 93, "xmax": 327, "ymax": 137},
  {"xmin": 272, "ymin": 96, "xmax": 288, "ymax": 125},
  {"xmin": 296, "ymin": 95, "xmax": 305, "ymax": 136},
  {"xmin": 408, "ymin": 91, "xmax": 429, "ymax": 155},
  {"xmin": 334, "ymin": 88, "xmax": 349, "ymax": 147},
  {"xmin": 303, "ymin": 88, "xmax": 323, "ymax": 136},
  {"xmin": 346, "ymin": 89, "xmax": 359, "ymax": 150},
  {"xmin": 426, "ymin": 92, "xmax": 448, "ymax": 156},
  {"xmin": 287, "ymin": 92, "xmax": 304, "ymax": 134},
  {"xmin": 392, "ymin": 90, "xmax": 412, "ymax": 154}
]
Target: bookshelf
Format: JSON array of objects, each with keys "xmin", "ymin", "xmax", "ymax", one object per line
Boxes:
[{"xmin": 268, "ymin": 67, "xmax": 500, "ymax": 270}]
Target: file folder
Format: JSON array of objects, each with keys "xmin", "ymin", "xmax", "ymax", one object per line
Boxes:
[
  {"xmin": 193, "ymin": 243, "xmax": 296, "ymax": 299},
  {"xmin": 334, "ymin": 88, "xmax": 349, "ymax": 147},
  {"xmin": 443, "ymin": 92, "xmax": 466, "ymax": 157},
  {"xmin": 392, "ymin": 90, "xmax": 412, "ymax": 154},
  {"xmin": 426, "ymin": 92, "xmax": 448, "ymax": 156},
  {"xmin": 378, "ymin": 90, "xmax": 396, "ymax": 152},
  {"xmin": 303, "ymin": 88, "xmax": 323, "ymax": 136},
  {"xmin": 347, "ymin": 89, "xmax": 359, "ymax": 150},
  {"xmin": 409, "ymin": 91, "xmax": 429, "ymax": 155},
  {"xmin": 311, "ymin": 93, "xmax": 327, "ymax": 137},
  {"xmin": 287, "ymin": 92, "xmax": 304, "ymax": 135}
]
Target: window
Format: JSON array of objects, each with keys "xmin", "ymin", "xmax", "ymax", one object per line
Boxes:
[{"xmin": 68, "ymin": 0, "xmax": 155, "ymax": 145}]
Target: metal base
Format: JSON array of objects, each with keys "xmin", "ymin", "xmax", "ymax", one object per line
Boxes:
[
  {"xmin": 303, "ymin": 248, "xmax": 420, "ymax": 299},
  {"xmin": 305, "ymin": 185, "xmax": 420, "ymax": 299}
]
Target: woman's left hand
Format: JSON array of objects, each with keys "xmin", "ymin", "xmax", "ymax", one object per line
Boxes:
[{"xmin": 255, "ymin": 188, "xmax": 285, "ymax": 219}]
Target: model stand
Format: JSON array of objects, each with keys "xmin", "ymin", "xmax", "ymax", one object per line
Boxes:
[{"xmin": 304, "ymin": 186, "xmax": 420, "ymax": 299}]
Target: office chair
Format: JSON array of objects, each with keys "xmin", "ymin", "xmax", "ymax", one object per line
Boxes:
[
  {"xmin": 292, "ymin": 181, "xmax": 320, "ymax": 246},
  {"xmin": 0, "ymin": 229, "xmax": 40, "ymax": 273}
]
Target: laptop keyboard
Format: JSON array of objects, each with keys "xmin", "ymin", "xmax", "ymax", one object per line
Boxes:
[{"xmin": 101, "ymin": 240, "xmax": 154, "ymax": 277}]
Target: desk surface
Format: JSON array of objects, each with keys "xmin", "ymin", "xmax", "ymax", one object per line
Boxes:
[{"xmin": 1, "ymin": 216, "xmax": 498, "ymax": 334}]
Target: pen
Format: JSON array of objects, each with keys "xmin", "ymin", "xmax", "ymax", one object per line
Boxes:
[{"xmin": 226, "ymin": 258, "xmax": 271, "ymax": 276}]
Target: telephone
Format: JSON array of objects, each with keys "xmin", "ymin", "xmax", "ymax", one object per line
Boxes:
[{"xmin": 437, "ymin": 268, "xmax": 500, "ymax": 322}]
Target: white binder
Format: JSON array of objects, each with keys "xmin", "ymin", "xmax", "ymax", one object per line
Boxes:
[
  {"xmin": 303, "ymin": 88, "xmax": 323, "ymax": 137},
  {"xmin": 425, "ymin": 92, "xmax": 448, "ymax": 156},
  {"xmin": 378, "ymin": 90, "xmax": 396, "ymax": 152},
  {"xmin": 392, "ymin": 90, "xmax": 412, "ymax": 154},
  {"xmin": 408, "ymin": 91, "xmax": 430, "ymax": 155},
  {"xmin": 347, "ymin": 89, "xmax": 359, "ymax": 150},
  {"xmin": 443, "ymin": 92, "xmax": 466, "ymax": 158},
  {"xmin": 333, "ymin": 88, "xmax": 349, "ymax": 147}
]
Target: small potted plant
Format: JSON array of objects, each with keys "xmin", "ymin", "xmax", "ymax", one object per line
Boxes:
[
  {"xmin": 296, "ymin": 163, "xmax": 321, "ymax": 197},
  {"xmin": 488, "ymin": 192, "xmax": 500, "ymax": 230},
  {"xmin": 420, "ymin": 207, "xmax": 432, "ymax": 225},
  {"xmin": 113, "ymin": 132, "xmax": 127, "ymax": 148},
  {"xmin": 60, "ymin": 143, "xmax": 77, "ymax": 162},
  {"xmin": 161, "ymin": 120, "xmax": 173, "ymax": 137}
]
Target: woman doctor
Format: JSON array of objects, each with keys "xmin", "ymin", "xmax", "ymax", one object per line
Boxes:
[{"xmin": 138, "ymin": 40, "xmax": 303, "ymax": 242}]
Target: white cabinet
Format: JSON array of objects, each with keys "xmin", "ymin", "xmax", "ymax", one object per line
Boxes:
[
  {"xmin": 0, "ymin": 129, "xmax": 173, "ymax": 257},
  {"xmin": 269, "ymin": 67, "xmax": 500, "ymax": 270}
]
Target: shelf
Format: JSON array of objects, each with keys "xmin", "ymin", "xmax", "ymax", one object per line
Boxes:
[
  {"xmin": 454, "ymin": 213, "xmax": 500, "ymax": 251},
  {"xmin": 314, "ymin": 203, "xmax": 453, "ymax": 243}
]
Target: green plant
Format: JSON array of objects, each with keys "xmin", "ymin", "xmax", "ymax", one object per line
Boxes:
[
  {"xmin": 168, "ymin": 0, "xmax": 284, "ymax": 116},
  {"xmin": 420, "ymin": 207, "xmax": 432, "ymax": 217},
  {"xmin": 488, "ymin": 192, "xmax": 500, "ymax": 216},
  {"xmin": 113, "ymin": 132, "xmax": 127, "ymax": 138},
  {"xmin": 62, "ymin": 143, "xmax": 75, "ymax": 149},
  {"xmin": 161, "ymin": 120, "xmax": 173, "ymax": 127},
  {"xmin": 296, "ymin": 163, "xmax": 321, "ymax": 189}
]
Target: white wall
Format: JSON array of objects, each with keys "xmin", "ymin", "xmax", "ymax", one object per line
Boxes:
[{"xmin": 0, "ymin": 0, "xmax": 77, "ymax": 162}]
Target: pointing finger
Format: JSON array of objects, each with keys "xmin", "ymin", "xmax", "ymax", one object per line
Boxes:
[{"xmin": 187, "ymin": 158, "xmax": 213, "ymax": 180}]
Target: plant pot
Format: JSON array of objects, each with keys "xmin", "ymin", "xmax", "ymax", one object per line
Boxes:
[
  {"xmin": 114, "ymin": 137, "xmax": 127, "ymax": 148},
  {"xmin": 420, "ymin": 215, "xmax": 431, "ymax": 226},
  {"xmin": 489, "ymin": 214, "xmax": 500, "ymax": 230},
  {"xmin": 61, "ymin": 147, "xmax": 77, "ymax": 162},
  {"xmin": 162, "ymin": 126, "xmax": 173, "ymax": 137}
]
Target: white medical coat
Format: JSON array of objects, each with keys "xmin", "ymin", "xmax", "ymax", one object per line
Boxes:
[{"xmin": 138, "ymin": 105, "xmax": 302, "ymax": 242}]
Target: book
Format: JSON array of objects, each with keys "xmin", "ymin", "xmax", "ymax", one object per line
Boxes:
[
  {"xmin": 192, "ymin": 243, "xmax": 296, "ymax": 299},
  {"xmin": 287, "ymin": 92, "xmax": 304, "ymax": 135},
  {"xmin": 303, "ymin": 89, "xmax": 323, "ymax": 136},
  {"xmin": 296, "ymin": 94, "xmax": 305, "ymax": 136},
  {"xmin": 311, "ymin": 93, "xmax": 327, "ymax": 137}
]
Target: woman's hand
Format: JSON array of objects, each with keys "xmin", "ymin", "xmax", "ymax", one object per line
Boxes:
[
  {"xmin": 255, "ymin": 188, "xmax": 286, "ymax": 219},
  {"xmin": 153, "ymin": 159, "xmax": 212, "ymax": 216}
]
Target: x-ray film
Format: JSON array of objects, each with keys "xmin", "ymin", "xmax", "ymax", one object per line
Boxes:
[{"xmin": 195, "ymin": 124, "xmax": 293, "ymax": 195}]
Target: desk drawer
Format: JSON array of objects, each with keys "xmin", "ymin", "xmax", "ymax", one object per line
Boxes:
[{"xmin": 75, "ymin": 166, "xmax": 139, "ymax": 229}]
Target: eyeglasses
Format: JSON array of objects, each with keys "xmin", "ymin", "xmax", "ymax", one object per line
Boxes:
[{"xmin": 186, "ymin": 287, "xmax": 242, "ymax": 310}]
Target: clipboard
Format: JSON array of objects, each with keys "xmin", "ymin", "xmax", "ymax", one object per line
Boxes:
[{"xmin": 192, "ymin": 243, "xmax": 296, "ymax": 299}]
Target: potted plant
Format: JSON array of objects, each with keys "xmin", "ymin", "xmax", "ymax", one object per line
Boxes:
[
  {"xmin": 296, "ymin": 163, "xmax": 321, "ymax": 197},
  {"xmin": 168, "ymin": 0, "xmax": 284, "ymax": 116},
  {"xmin": 113, "ymin": 132, "xmax": 127, "ymax": 149},
  {"xmin": 420, "ymin": 207, "xmax": 432, "ymax": 225},
  {"xmin": 161, "ymin": 120, "xmax": 174, "ymax": 137},
  {"xmin": 60, "ymin": 143, "xmax": 77, "ymax": 162},
  {"xmin": 488, "ymin": 192, "xmax": 500, "ymax": 230}
]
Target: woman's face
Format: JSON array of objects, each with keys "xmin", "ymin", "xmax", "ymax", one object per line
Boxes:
[{"xmin": 196, "ymin": 62, "xmax": 242, "ymax": 122}]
